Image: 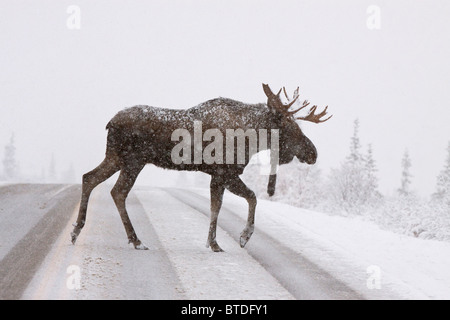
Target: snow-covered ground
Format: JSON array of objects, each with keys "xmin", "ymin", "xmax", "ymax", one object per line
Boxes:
[
  {"xmin": 192, "ymin": 188, "xmax": 450, "ymax": 300},
  {"xmin": 22, "ymin": 186, "xmax": 293, "ymax": 300},
  {"xmin": 17, "ymin": 185, "xmax": 450, "ymax": 300}
]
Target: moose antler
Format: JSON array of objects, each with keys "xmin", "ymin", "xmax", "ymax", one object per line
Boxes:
[
  {"xmin": 282, "ymin": 87, "xmax": 300, "ymax": 110},
  {"xmin": 282, "ymin": 87, "xmax": 310, "ymax": 116},
  {"xmin": 282, "ymin": 86, "xmax": 332, "ymax": 123},
  {"xmin": 263, "ymin": 84, "xmax": 332, "ymax": 122},
  {"xmin": 296, "ymin": 105, "xmax": 333, "ymax": 123}
]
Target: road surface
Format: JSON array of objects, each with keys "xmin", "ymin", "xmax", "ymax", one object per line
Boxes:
[{"xmin": 0, "ymin": 183, "xmax": 392, "ymax": 300}]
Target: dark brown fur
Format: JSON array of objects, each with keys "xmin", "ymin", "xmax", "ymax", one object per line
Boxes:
[{"xmin": 70, "ymin": 84, "xmax": 326, "ymax": 251}]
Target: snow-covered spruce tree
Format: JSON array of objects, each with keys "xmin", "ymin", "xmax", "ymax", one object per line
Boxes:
[
  {"xmin": 427, "ymin": 143, "xmax": 450, "ymax": 241},
  {"xmin": 398, "ymin": 149, "xmax": 413, "ymax": 197},
  {"xmin": 348, "ymin": 118, "xmax": 362, "ymax": 163},
  {"xmin": 327, "ymin": 119, "xmax": 381, "ymax": 214},
  {"xmin": 416, "ymin": 143, "xmax": 450, "ymax": 241},
  {"xmin": 375, "ymin": 148, "xmax": 450, "ymax": 241},
  {"xmin": 378, "ymin": 149, "xmax": 423, "ymax": 238},
  {"xmin": 364, "ymin": 143, "xmax": 381, "ymax": 203},
  {"xmin": 2, "ymin": 134, "xmax": 18, "ymax": 181},
  {"xmin": 433, "ymin": 142, "xmax": 450, "ymax": 207}
]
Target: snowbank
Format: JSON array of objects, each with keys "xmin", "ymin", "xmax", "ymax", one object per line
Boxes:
[{"xmin": 191, "ymin": 188, "xmax": 450, "ymax": 299}]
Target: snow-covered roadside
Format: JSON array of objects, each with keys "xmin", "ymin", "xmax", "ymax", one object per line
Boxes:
[
  {"xmin": 190, "ymin": 188, "xmax": 450, "ymax": 300},
  {"xmin": 21, "ymin": 184, "xmax": 450, "ymax": 300}
]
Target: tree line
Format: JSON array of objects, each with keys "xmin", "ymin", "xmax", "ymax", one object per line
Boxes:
[
  {"xmin": 243, "ymin": 119, "xmax": 450, "ymax": 241},
  {"xmin": 0, "ymin": 133, "xmax": 75, "ymax": 183}
]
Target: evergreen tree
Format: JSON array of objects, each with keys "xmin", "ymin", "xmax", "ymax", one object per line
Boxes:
[
  {"xmin": 398, "ymin": 149, "xmax": 413, "ymax": 196},
  {"xmin": 348, "ymin": 119, "xmax": 362, "ymax": 164},
  {"xmin": 329, "ymin": 119, "xmax": 362, "ymax": 211},
  {"xmin": 364, "ymin": 144, "xmax": 380, "ymax": 202},
  {"xmin": 2, "ymin": 134, "xmax": 18, "ymax": 180},
  {"xmin": 327, "ymin": 119, "xmax": 380, "ymax": 213},
  {"xmin": 434, "ymin": 142, "xmax": 450, "ymax": 205}
]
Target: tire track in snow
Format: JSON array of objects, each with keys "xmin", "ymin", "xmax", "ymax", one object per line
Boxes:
[
  {"xmin": 0, "ymin": 184, "xmax": 81, "ymax": 300},
  {"xmin": 22, "ymin": 185, "xmax": 185, "ymax": 300},
  {"xmin": 1, "ymin": 183, "xmax": 362, "ymax": 299},
  {"xmin": 0, "ymin": 184, "xmax": 72, "ymax": 261},
  {"xmin": 135, "ymin": 187, "xmax": 294, "ymax": 300},
  {"xmin": 165, "ymin": 187, "xmax": 365, "ymax": 300}
]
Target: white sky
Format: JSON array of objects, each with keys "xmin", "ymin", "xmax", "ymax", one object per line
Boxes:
[{"xmin": 1, "ymin": 0, "xmax": 449, "ymax": 196}]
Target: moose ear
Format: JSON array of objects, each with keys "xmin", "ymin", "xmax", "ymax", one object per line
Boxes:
[
  {"xmin": 262, "ymin": 83, "xmax": 282, "ymax": 98},
  {"xmin": 262, "ymin": 83, "xmax": 273, "ymax": 98},
  {"xmin": 262, "ymin": 83, "xmax": 283, "ymax": 113}
]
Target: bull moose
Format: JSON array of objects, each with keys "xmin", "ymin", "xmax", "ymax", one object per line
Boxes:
[{"xmin": 70, "ymin": 84, "xmax": 331, "ymax": 252}]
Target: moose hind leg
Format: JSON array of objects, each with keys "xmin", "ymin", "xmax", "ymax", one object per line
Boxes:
[
  {"xmin": 71, "ymin": 157, "xmax": 120, "ymax": 244},
  {"xmin": 111, "ymin": 163, "xmax": 148, "ymax": 250},
  {"xmin": 207, "ymin": 176, "xmax": 225, "ymax": 252},
  {"xmin": 225, "ymin": 176, "xmax": 257, "ymax": 248}
]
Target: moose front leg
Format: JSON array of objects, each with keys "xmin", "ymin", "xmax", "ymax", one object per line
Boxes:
[
  {"xmin": 267, "ymin": 174, "xmax": 277, "ymax": 197},
  {"xmin": 207, "ymin": 175, "xmax": 225, "ymax": 252},
  {"xmin": 225, "ymin": 176, "xmax": 257, "ymax": 248}
]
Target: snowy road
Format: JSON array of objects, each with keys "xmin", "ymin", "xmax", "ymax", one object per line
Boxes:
[
  {"xmin": 165, "ymin": 188, "xmax": 362, "ymax": 300},
  {"xmin": 1, "ymin": 184, "xmax": 448, "ymax": 300},
  {"xmin": 0, "ymin": 183, "xmax": 353, "ymax": 300},
  {"xmin": 0, "ymin": 184, "xmax": 80, "ymax": 299}
]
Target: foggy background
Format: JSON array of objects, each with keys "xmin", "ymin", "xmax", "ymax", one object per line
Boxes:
[{"xmin": 1, "ymin": 0, "xmax": 449, "ymax": 196}]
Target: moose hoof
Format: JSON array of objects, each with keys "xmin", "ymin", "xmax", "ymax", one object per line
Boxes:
[
  {"xmin": 70, "ymin": 230, "xmax": 80, "ymax": 245},
  {"xmin": 130, "ymin": 239, "xmax": 149, "ymax": 250},
  {"xmin": 239, "ymin": 226, "xmax": 254, "ymax": 248},
  {"xmin": 134, "ymin": 243, "xmax": 149, "ymax": 250},
  {"xmin": 70, "ymin": 232, "xmax": 77, "ymax": 245},
  {"xmin": 211, "ymin": 243, "xmax": 224, "ymax": 252},
  {"xmin": 240, "ymin": 235, "xmax": 252, "ymax": 248},
  {"xmin": 207, "ymin": 240, "xmax": 224, "ymax": 252}
]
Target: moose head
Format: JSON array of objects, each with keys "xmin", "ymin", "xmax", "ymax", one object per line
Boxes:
[{"xmin": 262, "ymin": 83, "xmax": 332, "ymax": 195}]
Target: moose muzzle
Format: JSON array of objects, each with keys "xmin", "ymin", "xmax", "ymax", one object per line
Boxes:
[{"xmin": 296, "ymin": 136, "xmax": 317, "ymax": 165}]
